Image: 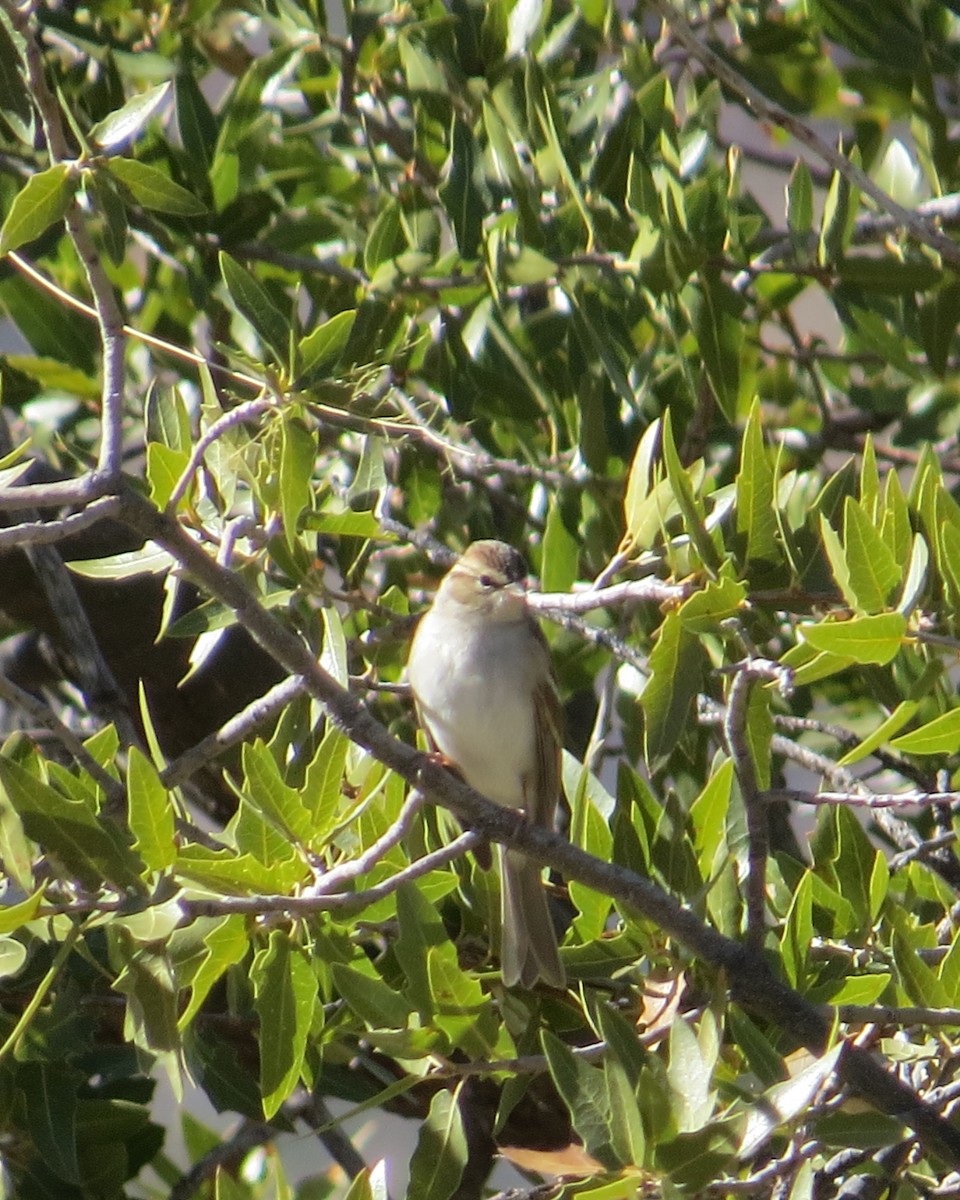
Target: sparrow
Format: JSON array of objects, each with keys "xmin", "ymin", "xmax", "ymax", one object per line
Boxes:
[{"xmin": 408, "ymin": 540, "xmax": 566, "ymax": 989}]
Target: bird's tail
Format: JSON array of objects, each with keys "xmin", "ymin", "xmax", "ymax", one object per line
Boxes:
[{"xmin": 499, "ymin": 847, "xmax": 565, "ymax": 989}]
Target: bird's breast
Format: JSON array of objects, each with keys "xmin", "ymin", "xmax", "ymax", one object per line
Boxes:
[{"xmin": 409, "ymin": 613, "xmax": 536, "ymax": 808}]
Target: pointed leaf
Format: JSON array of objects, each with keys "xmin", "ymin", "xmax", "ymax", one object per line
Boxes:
[
  {"xmin": 799, "ymin": 613, "xmax": 905, "ymax": 665},
  {"xmin": 0, "ymin": 163, "xmax": 77, "ymax": 255},
  {"xmin": 842, "ymin": 497, "xmax": 900, "ymax": 613},
  {"xmin": 298, "ymin": 310, "xmax": 357, "ymax": 379},
  {"xmin": 541, "ymin": 1030, "xmax": 620, "ymax": 1169},
  {"xmin": 90, "ymin": 82, "xmax": 171, "ymax": 150},
  {"xmin": 0, "ymin": 756, "xmax": 142, "ymax": 889},
  {"xmin": 735, "ymin": 400, "xmax": 778, "ymax": 564},
  {"xmin": 127, "ymin": 746, "xmax": 176, "ymax": 871},
  {"xmin": 693, "ymin": 268, "xmax": 743, "ymax": 421},
  {"xmin": 252, "ymin": 931, "xmax": 318, "ymax": 1118},
  {"xmin": 219, "ymin": 252, "xmax": 290, "ymax": 367},
  {"xmin": 890, "ymin": 708, "xmax": 960, "ymax": 755},
  {"xmin": 105, "ymin": 158, "xmax": 206, "ymax": 215},
  {"xmin": 406, "ymin": 1085, "xmax": 468, "ymax": 1200},
  {"xmin": 641, "ymin": 610, "xmax": 704, "ymax": 766}
]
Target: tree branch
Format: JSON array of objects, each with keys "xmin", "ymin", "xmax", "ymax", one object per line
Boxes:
[{"xmin": 111, "ymin": 483, "xmax": 960, "ymax": 1168}]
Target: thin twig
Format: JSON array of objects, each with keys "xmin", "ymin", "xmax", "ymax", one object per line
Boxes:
[
  {"xmin": 307, "ymin": 793, "xmax": 425, "ymax": 895},
  {"xmin": 0, "ymin": 496, "xmax": 124, "ymax": 550},
  {"xmin": 528, "ymin": 576, "xmax": 692, "ymax": 615},
  {"xmin": 764, "ymin": 789, "xmax": 960, "ymax": 810},
  {"xmin": 186, "ymin": 830, "xmax": 481, "ymax": 917}
]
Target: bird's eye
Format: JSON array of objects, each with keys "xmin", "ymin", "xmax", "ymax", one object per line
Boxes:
[{"xmin": 478, "ymin": 574, "xmax": 496, "ymax": 589}]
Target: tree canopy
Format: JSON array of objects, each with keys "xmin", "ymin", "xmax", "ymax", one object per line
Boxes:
[{"xmin": 4, "ymin": 0, "xmax": 960, "ymax": 1197}]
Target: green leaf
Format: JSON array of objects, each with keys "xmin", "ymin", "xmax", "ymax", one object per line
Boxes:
[
  {"xmin": 739, "ymin": 1045, "xmax": 843, "ymax": 1159},
  {"xmin": 252, "ymin": 931, "xmax": 317, "ymax": 1118},
  {"xmin": 786, "ymin": 159, "xmax": 813, "ymax": 235},
  {"xmin": 890, "ymin": 708, "xmax": 960, "ymax": 754},
  {"xmin": 814, "ymin": 1110, "xmax": 906, "ymax": 1151},
  {"xmin": 818, "ymin": 161, "xmax": 854, "ymax": 265},
  {"xmin": 176, "ymin": 845, "xmax": 303, "ymax": 893},
  {"xmin": 302, "ymin": 510, "xmax": 384, "ymax": 538},
  {"xmin": 744, "ymin": 686, "xmax": 773, "ymax": 791},
  {"xmin": 836, "ymin": 701, "xmax": 919, "ymax": 767},
  {"xmin": 897, "ymin": 533, "xmax": 928, "ymax": 618},
  {"xmin": 693, "ymin": 268, "xmax": 743, "ymax": 421},
  {"xmin": 567, "ymin": 760, "xmax": 615, "ymax": 939},
  {"xmin": 809, "ymin": 0, "xmax": 922, "ymax": 66},
  {"xmin": 678, "ymin": 574, "xmax": 746, "ymax": 634},
  {"xmin": 174, "ymin": 915, "xmax": 248, "ymax": 1030},
  {"xmin": 541, "ymin": 1029, "xmax": 620, "ymax": 1169},
  {"xmin": 89, "ymin": 81, "xmax": 170, "ymax": 150},
  {"xmin": 321, "ymin": 606, "xmax": 349, "ymax": 687},
  {"xmin": 799, "ymin": 613, "xmax": 905, "ymax": 665},
  {"xmin": 219, "ymin": 252, "xmax": 290, "ymax": 368},
  {"xmin": 406, "ymin": 1086, "xmax": 468, "ymax": 1200},
  {"xmin": 781, "ymin": 872, "xmax": 813, "ymax": 989},
  {"xmin": 427, "ymin": 945, "xmax": 498, "ymax": 1060},
  {"xmin": 241, "ymin": 740, "xmax": 311, "ymax": 844},
  {"xmin": 735, "ymin": 399, "xmax": 778, "ymax": 565},
  {"xmin": 303, "ymin": 728, "xmax": 349, "ymax": 843},
  {"xmin": 145, "ymin": 380, "xmax": 191, "ymax": 452},
  {"xmin": 880, "ymin": 468, "xmax": 912, "ymax": 564},
  {"xmin": 641, "ymin": 609, "xmax": 704, "ymax": 766},
  {"xmin": 146, "ymin": 441, "xmax": 189, "ymax": 510},
  {"xmin": 833, "ymin": 805, "xmax": 876, "ymax": 928},
  {"xmin": 0, "ymin": 937, "xmax": 28, "ymax": 978},
  {"xmin": 826, "ymin": 972, "xmax": 890, "ymax": 1005},
  {"xmin": 127, "ymin": 746, "xmax": 175, "ymax": 871},
  {"xmin": 114, "ymin": 951, "xmax": 181, "ymax": 1056},
  {"xmin": 920, "ymin": 282, "xmax": 960, "ymax": 377},
  {"xmin": 439, "ymin": 118, "xmax": 483, "ymax": 258},
  {"xmin": 83, "ymin": 168, "xmax": 128, "ymax": 266},
  {"xmin": 842, "ymin": 497, "xmax": 901, "ymax": 613},
  {"xmin": 175, "ymin": 70, "xmax": 217, "ymax": 172},
  {"xmin": 0, "ymin": 887, "xmax": 43, "ymax": 934},
  {"xmin": 0, "ymin": 756, "xmax": 142, "ymax": 890},
  {"xmin": 347, "ymin": 436, "xmax": 387, "ymax": 506},
  {"xmin": 605, "ymin": 1053, "xmax": 646, "ymax": 1169},
  {"xmin": 892, "ymin": 930, "xmax": 951, "ymax": 1008},
  {"xmin": 660, "ymin": 409, "xmax": 721, "ymax": 575},
  {"xmin": 398, "ymin": 32, "xmax": 447, "ymax": 94},
  {"xmin": 19, "ymin": 1063, "xmax": 82, "ymax": 1184},
  {"xmin": 298, "ymin": 310, "xmax": 357, "ymax": 380},
  {"xmin": 105, "ymin": 158, "xmax": 206, "ymax": 215},
  {"xmin": 396, "ymin": 884, "xmax": 448, "ymax": 1017},
  {"xmin": 331, "ymin": 962, "xmax": 414, "ymax": 1029},
  {"xmin": 0, "ymin": 15, "xmax": 31, "ymax": 137},
  {"xmin": 0, "ymin": 163, "xmax": 77, "ymax": 255},
  {"xmin": 542, "ymin": 499, "xmax": 579, "ymax": 596},
  {"xmin": 279, "ymin": 417, "xmax": 315, "ymax": 546},
  {"xmin": 667, "ymin": 1017, "xmax": 714, "ymax": 1132},
  {"xmin": 364, "ymin": 200, "xmax": 405, "ymax": 276},
  {"xmin": 66, "ymin": 541, "xmax": 175, "ymax": 580}
]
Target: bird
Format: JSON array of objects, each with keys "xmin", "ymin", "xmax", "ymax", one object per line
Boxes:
[{"xmin": 407, "ymin": 540, "xmax": 566, "ymax": 989}]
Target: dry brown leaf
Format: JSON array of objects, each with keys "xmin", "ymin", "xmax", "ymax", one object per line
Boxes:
[{"xmin": 499, "ymin": 1140, "xmax": 606, "ymax": 1178}]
